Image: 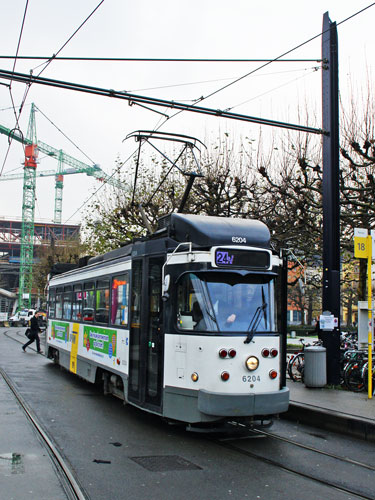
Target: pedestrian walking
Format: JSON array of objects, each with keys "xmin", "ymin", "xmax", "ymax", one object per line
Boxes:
[{"xmin": 22, "ymin": 311, "xmax": 43, "ymax": 354}]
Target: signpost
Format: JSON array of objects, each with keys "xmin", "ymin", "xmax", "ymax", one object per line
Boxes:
[{"xmin": 354, "ymin": 228, "xmax": 373, "ymax": 399}]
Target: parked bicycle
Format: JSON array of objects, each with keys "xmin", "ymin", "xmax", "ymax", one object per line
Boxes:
[
  {"xmin": 342, "ymin": 350, "xmax": 367, "ymax": 392},
  {"xmin": 287, "ymin": 338, "xmax": 323, "ymax": 382},
  {"xmin": 361, "ymin": 359, "xmax": 375, "ymax": 395},
  {"xmin": 287, "ymin": 333, "xmax": 374, "ymax": 393}
]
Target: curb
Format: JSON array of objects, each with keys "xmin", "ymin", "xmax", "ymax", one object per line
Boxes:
[{"xmin": 283, "ymin": 401, "xmax": 375, "ymax": 442}]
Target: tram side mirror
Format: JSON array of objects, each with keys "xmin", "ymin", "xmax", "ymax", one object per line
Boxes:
[{"xmin": 162, "ymin": 274, "xmax": 171, "ymax": 302}]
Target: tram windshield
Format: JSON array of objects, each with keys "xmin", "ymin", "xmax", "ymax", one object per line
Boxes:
[{"xmin": 176, "ymin": 272, "xmax": 276, "ymax": 334}]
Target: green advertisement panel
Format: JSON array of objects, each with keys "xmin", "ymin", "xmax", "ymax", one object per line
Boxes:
[
  {"xmin": 51, "ymin": 321, "xmax": 69, "ymax": 342},
  {"xmin": 83, "ymin": 326, "xmax": 117, "ymax": 358}
]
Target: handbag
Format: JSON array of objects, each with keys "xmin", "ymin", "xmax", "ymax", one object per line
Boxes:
[{"xmin": 25, "ymin": 328, "xmax": 32, "ymax": 339}]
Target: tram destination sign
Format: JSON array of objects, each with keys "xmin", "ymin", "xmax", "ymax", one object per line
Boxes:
[{"xmin": 214, "ymin": 247, "xmax": 270, "ymax": 269}]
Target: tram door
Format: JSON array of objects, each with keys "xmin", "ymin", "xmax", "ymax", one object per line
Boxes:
[{"xmin": 128, "ymin": 256, "xmax": 164, "ymax": 411}]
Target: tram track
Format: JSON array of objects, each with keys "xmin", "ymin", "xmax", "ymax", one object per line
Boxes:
[
  {"xmin": 210, "ymin": 423, "xmax": 375, "ymax": 500},
  {"xmin": 3, "ymin": 327, "xmax": 46, "ymax": 352},
  {"xmin": 3, "ymin": 327, "xmax": 373, "ymax": 499},
  {"xmin": 254, "ymin": 427, "xmax": 375, "ymax": 472},
  {"xmin": 0, "ymin": 362, "xmax": 88, "ymax": 500}
]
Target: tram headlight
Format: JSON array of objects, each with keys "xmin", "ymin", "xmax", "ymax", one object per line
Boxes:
[
  {"xmin": 245, "ymin": 356, "xmax": 259, "ymax": 371},
  {"xmin": 191, "ymin": 372, "xmax": 199, "ymax": 382}
]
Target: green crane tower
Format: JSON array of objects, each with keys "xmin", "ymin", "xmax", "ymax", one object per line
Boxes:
[
  {"xmin": 0, "ymin": 104, "xmax": 127, "ymax": 309},
  {"xmin": 18, "ymin": 106, "xmax": 38, "ymax": 310}
]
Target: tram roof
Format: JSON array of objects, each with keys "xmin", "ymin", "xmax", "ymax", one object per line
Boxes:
[
  {"xmin": 165, "ymin": 213, "xmax": 271, "ymax": 249},
  {"xmin": 83, "ymin": 214, "xmax": 271, "ymax": 269}
]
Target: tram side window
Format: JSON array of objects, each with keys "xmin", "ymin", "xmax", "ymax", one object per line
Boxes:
[
  {"xmin": 111, "ymin": 274, "xmax": 129, "ymax": 326},
  {"xmin": 95, "ymin": 279, "xmax": 110, "ymax": 324},
  {"xmin": 176, "ymin": 273, "xmax": 201, "ymax": 331},
  {"xmin": 48, "ymin": 289, "xmax": 55, "ymax": 319},
  {"xmin": 72, "ymin": 285, "xmax": 82, "ymax": 321},
  {"xmin": 55, "ymin": 291, "xmax": 63, "ymax": 319},
  {"xmin": 63, "ymin": 288, "xmax": 72, "ymax": 320},
  {"xmin": 83, "ymin": 282, "xmax": 95, "ymax": 322}
]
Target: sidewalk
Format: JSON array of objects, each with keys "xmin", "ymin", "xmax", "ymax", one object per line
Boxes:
[
  {"xmin": 0, "ymin": 329, "xmax": 68, "ymax": 499},
  {"xmin": 285, "ymin": 379, "xmax": 375, "ymax": 441}
]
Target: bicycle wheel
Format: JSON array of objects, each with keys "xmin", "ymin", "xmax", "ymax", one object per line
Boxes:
[
  {"xmin": 344, "ymin": 362, "xmax": 365, "ymax": 392},
  {"xmin": 288, "ymin": 353, "xmax": 304, "ymax": 382}
]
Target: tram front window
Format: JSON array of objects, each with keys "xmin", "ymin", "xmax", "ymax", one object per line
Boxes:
[{"xmin": 176, "ymin": 272, "xmax": 276, "ymax": 333}]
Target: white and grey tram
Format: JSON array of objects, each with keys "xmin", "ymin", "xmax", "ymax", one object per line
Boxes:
[{"xmin": 46, "ymin": 213, "xmax": 289, "ymax": 425}]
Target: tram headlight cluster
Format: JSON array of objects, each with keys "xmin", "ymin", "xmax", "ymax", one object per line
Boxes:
[{"xmin": 218, "ymin": 349, "xmax": 278, "ymax": 381}]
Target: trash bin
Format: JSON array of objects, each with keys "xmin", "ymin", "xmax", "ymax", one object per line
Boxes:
[{"xmin": 304, "ymin": 346, "xmax": 327, "ymax": 388}]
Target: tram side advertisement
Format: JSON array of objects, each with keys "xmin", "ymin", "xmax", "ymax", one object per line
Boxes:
[
  {"xmin": 51, "ymin": 321, "xmax": 69, "ymax": 343},
  {"xmin": 83, "ymin": 326, "xmax": 117, "ymax": 360}
]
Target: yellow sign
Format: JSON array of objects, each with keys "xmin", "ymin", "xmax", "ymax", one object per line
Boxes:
[
  {"xmin": 354, "ymin": 237, "xmax": 369, "ymax": 258},
  {"xmin": 70, "ymin": 323, "xmax": 79, "ymax": 374}
]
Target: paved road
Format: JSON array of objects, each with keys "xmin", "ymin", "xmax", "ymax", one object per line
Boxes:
[{"xmin": 1, "ymin": 327, "xmax": 374, "ymax": 500}]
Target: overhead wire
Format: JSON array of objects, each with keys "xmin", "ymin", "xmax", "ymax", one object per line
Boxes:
[
  {"xmin": 1, "ymin": 0, "xmax": 29, "ymax": 176},
  {"xmin": 34, "ymin": 105, "xmax": 96, "ymax": 165},
  {"xmin": 17, "ymin": 0, "xmax": 106, "ymax": 118},
  {"xmin": 226, "ymin": 67, "xmax": 321, "ymax": 112},
  {"xmin": 1, "ymin": 0, "xmax": 105, "ymax": 177},
  {"xmin": 9, "ymin": 0, "xmax": 29, "ymax": 111},
  {"xmin": 65, "ymin": 2, "xmax": 375, "ymax": 222},
  {"xmin": 20, "ymin": 1, "xmax": 373, "ymax": 222},
  {"xmin": 63, "ymin": 149, "xmax": 134, "ymax": 224},
  {"xmin": 0, "ymin": 56, "xmax": 323, "ymax": 63},
  {"xmin": 192, "ymin": 2, "xmax": 375, "ymax": 106},
  {"xmin": 127, "ymin": 66, "xmax": 320, "ymax": 94},
  {"xmin": 32, "ymin": 0, "xmax": 105, "ymax": 73},
  {"xmin": 67, "ymin": 70, "xmax": 318, "ymax": 224},
  {"xmin": 153, "ymin": 2, "xmax": 375, "ymax": 130}
]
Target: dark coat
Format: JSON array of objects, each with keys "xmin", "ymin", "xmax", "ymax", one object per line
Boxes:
[{"xmin": 30, "ymin": 315, "xmax": 41, "ymax": 333}]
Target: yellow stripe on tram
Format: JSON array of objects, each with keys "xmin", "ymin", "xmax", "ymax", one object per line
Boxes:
[{"xmin": 70, "ymin": 323, "xmax": 79, "ymax": 374}]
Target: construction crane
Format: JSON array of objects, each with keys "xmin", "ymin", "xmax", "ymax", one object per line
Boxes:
[
  {"xmin": 0, "ymin": 103, "xmax": 127, "ymax": 309},
  {"xmin": 0, "ymin": 105, "xmax": 127, "ymax": 222}
]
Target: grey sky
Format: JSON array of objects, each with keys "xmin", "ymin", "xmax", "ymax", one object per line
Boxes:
[{"xmin": 0, "ymin": 0, "xmax": 374, "ymax": 224}]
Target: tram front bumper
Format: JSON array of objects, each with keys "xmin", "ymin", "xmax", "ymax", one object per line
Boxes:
[{"xmin": 197, "ymin": 387, "xmax": 290, "ymax": 417}]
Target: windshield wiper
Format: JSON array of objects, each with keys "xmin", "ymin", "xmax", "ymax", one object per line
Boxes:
[
  {"xmin": 204, "ymin": 307, "xmax": 219, "ymax": 329},
  {"xmin": 244, "ymin": 303, "xmax": 267, "ymax": 344},
  {"xmin": 200, "ymin": 282, "xmax": 220, "ymax": 331}
]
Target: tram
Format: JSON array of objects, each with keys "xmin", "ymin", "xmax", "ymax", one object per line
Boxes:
[{"xmin": 46, "ymin": 213, "xmax": 289, "ymax": 425}]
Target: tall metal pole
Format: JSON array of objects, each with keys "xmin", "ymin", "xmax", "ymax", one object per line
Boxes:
[{"xmin": 321, "ymin": 12, "xmax": 341, "ymax": 385}]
